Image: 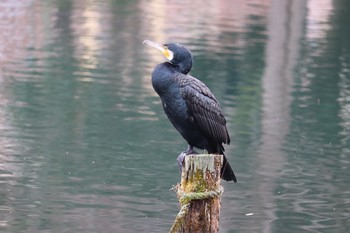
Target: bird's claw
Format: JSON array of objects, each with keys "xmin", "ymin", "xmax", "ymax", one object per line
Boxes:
[
  {"xmin": 177, "ymin": 149, "xmax": 199, "ymax": 174},
  {"xmin": 177, "ymin": 152, "xmax": 187, "ymax": 170}
]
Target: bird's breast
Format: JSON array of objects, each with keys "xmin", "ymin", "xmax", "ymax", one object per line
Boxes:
[{"xmin": 151, "ymin": 63, "xmax": 199, "ymax": 140}]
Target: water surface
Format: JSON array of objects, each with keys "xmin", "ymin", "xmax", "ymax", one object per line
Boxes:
[{"xmin": 0, "ymin": 0, "xmax": 349, "ymax": 232}]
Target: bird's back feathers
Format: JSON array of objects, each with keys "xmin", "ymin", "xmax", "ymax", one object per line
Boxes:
[{"xmin": 178, "ymin": 74, "xmax": 230, "ymax": 145}]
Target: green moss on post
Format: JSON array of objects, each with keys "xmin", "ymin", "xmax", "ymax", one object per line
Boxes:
[{"xmin": 172, "ymin": 154, "xmax": 223, "ymax": 233}]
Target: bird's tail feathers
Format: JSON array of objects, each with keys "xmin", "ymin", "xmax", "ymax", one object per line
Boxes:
[{"xmin": 221, "ymin": 153, "xmax": 237, "ymax": 182}]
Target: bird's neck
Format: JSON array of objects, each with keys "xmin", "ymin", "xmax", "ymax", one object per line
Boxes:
[
  {"xmin": 177, "ymin": 63, "xmax": 191, "ymax": 74},
  {"xmin": 151, "ymin": 63, "xmax": 177, "ymax": 95},
  {"xmin": 168, "ymin": 60, "xmax": 192, "ymax": 75}
]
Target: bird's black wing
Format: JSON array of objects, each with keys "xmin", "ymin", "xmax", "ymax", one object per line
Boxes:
[{"xmin": 179, "ymin": 74, "xmax": 230, "ymax": 144}]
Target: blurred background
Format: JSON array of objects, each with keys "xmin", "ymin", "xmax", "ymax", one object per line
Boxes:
[{"xmin": 0, "ymin": 0, "xmax": 349, "ymax": 232}]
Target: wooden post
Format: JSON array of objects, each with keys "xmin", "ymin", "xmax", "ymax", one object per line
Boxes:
[{"xmin": 170, "ymin": 154, "xmax": 223, "ymax": 233}]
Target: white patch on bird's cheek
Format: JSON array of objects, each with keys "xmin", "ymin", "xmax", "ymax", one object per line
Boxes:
[{"xmin": 165, "ymin": 50, "xmax": 174, "ymax": 61}]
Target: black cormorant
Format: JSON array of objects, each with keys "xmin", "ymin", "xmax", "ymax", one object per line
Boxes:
[{"xmin": 144, "ymin": 40, "xmax": 236, "ymax": 182}]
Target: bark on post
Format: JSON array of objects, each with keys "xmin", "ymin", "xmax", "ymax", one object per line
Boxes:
[{"xmin": 170, "ymin": 154, "xmax": 223, "ymax": 233}]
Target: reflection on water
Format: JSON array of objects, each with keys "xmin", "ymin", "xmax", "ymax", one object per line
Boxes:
[{"xmin": 0, "ymin": 0, "xmax": 349, "ymax": 232}]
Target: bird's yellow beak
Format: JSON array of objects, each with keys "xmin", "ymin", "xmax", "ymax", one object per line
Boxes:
[{"xmin": 143, "ymin": 40, "xmax": 174, "ymax": 61}]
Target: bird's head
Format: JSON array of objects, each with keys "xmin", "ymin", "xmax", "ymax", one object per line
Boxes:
[{"xmin": 143, "ymin": 40, "xmax": 193, "ymax": 74}]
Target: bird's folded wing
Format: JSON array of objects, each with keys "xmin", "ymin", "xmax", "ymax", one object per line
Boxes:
[{"xmin": 179, "ymin": 75, "xmax": 230, "ymax": 144}]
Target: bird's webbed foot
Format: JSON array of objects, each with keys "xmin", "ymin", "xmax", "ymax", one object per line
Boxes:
[{"xmin": 177, "ymin": 146, "xmax": 198, "ymax": 174}]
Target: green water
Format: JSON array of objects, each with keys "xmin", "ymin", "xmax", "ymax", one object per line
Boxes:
[{"xmin": 0, "ymin": 1, "xmax": 349, "ymax": 232}]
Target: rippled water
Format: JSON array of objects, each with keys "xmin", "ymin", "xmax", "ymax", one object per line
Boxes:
[{"xmin": 0, "ymin": 0, "xmax": 349, "ymax": 232}]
